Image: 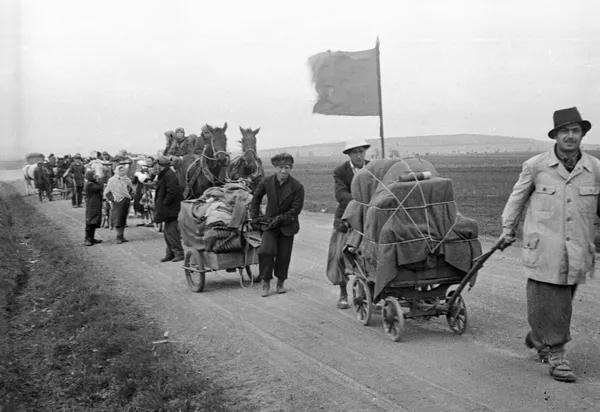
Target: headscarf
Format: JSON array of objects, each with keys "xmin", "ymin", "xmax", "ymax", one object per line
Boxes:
[{"xmin": 104, "ymin": 165, "xmax": 133, "ymax": 202}]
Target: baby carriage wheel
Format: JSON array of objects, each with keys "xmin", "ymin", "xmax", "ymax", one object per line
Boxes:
[
  {"xmin": 382, "ymin": 296, "xmax": 404, "ymax": 342},
  {"xmin": 350, "ymin": 276, "xmax": 373, "ymax": 326},
  {"xmin": 446, "ymin": 291, "xmax": 468, "ymax": 334}
]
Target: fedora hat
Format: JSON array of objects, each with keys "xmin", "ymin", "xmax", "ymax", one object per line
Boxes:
[
  {"xmin": 342, "ymin": 139, "xmax": 371, "ymax": 155},
  {"xmin": 548, "ymin": 107, "xmax": 591, "ymax": 138}
]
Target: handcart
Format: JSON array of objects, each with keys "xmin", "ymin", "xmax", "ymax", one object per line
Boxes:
[
  {"xmin": 182, "ymin": 233, "xmax": 259, "ymax": 293},
  {"xmin": 347, "ymin": 239, "xmax": 503, "ymax": 342}
]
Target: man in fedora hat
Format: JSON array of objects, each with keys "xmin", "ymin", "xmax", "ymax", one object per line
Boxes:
[
  {"xmin": 326, "ymin": 139, "xmax": 370, "ymax": 309},
  {"xmin": 498, "ymin": 107, "xmax": 600, "ymax": 382}
]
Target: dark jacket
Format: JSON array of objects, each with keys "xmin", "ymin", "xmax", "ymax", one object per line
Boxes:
[
  {"xmin": 333, "ymin": 160, "xmax": 369, "ymax": 231},
  {"xmin": 85, "ymin": 180, "xmax": 104, "ymax": 227},
  {"xmin": 250, "ymin": 174, "xmax": 305, "ymax": 236},
  {"xmin": 68, "ymin": 159, "xmax": 86, "ymax": 186},
  {"xmin": 33, "ymin": 164, "xmax": 51, "ymax": 188},
  {"xmin": 154, "ymin": 167, "xmax": 184, "ymax": 223}
]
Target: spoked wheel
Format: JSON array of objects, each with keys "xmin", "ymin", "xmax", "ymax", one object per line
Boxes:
[
  {"xmin": 382, "ymin": 296, "xmax": 405, "ymax": 342},
  {"xmin": 184, "ymin": 250, "xmax": 206, "ymax": 293},
  {"xmin": 446, "ymin": 291, "xmax": 468, "ymax": 334},
  {"xmin": 350, "ymin": 276, "xmax": 373, "ymax": 326}
]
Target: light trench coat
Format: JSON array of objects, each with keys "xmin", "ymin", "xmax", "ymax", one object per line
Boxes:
[{"xmin": 502, "ymin": 147, "xmax": 600, "ymax": 285}]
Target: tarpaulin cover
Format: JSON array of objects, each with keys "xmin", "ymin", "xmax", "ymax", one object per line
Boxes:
[
  {"xmin": 178, "ymin": 182, "xmax": 257, "ymax": 252},
  {"xmin": 342, "ymin": 158, "xmax": 482, "ymax": 299},
  {"xmin": 178, "ymin": 201, "xmax": 210, "ymax": 250}
]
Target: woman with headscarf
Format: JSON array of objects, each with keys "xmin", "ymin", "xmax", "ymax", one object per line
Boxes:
[
  {"xmin": 104, "ymin": 165, "xmax": 134, "ymax": 244},
  {"xmin": 84, "ymin": 170, "xmax": 104, "ymax": 246},
  {"xmin": 132, "ymin": 160, "xmax": 156, "ymax": 227}
]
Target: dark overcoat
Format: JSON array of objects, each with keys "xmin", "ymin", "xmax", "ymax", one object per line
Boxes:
[
  {"xmin": 250, "ymin": 174, "xmax": 305, "ymax": 236},
  {"xmin": 69, "ymin": 160, "xmax": 86, "ymax": 186},
  {"xmin": 333, "ymin": 160, "xmax": 369, "ymax": 231},
  {"xmin": 85, "ymin": 180, "xmax": 103, "ymax": 227},
  {"xmin": 154, "ymin": 167, "xmax": 184, "ymax": 223},
  {"xmin": 33, "ymin": 164, "xmax": 51, "ymax": 189}
]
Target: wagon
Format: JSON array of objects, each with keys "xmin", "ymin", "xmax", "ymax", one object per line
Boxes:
[
  {"xmin": 182, "ymin": 240, "xmax": 259, "ymax": 292},
  {"xmin": 346, "ymin": 239, "xmax": 501, "ymax": 342}
]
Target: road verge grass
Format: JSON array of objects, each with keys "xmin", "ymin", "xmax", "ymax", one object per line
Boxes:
[{"xmin": 0, "ymin": 182, "xmax": 229, "ymax": 411}]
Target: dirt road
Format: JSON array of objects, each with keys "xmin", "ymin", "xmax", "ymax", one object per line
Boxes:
[{"xmin": 4, "ymin": 171, "xmax": 600, "ymax": 412}]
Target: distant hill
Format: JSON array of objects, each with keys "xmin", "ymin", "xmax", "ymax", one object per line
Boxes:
[{"xmin": 257, "ymin": 134, "xmax": 600, "ymax": 159}]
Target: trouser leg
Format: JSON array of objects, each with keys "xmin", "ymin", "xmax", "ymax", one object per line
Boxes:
[
  {"xmin": 76, "ymin": 185, "xmax": 83, "ymax": 206},
  {"xmin": 164, "ymin": 220, "xmax": 183, "ymax": 258},
  {"xmin": 527, "ymin": 278, "xmax": 577, "ymax": 352},
  {"xmin": 273, "ymin": 234, "xmax": 294, "ymax": 282},
  {"xmin": 258, "ymin": 230, "xmax": 278, "ymax": 282}
]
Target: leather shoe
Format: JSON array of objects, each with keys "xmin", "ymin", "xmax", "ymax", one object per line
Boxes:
[
  {"xmin": 276, "ymin": 281, "xmax": 286, "ymax": 294},
  {"xmin": 337, "ymin": 295, "xmax": 349, "ymax": 309},
  {"xmin": 91, "ymin": 239, "xmax": 103, "ymax": 244},
  {"xmin": 261, "ymin": 281, "xmax": 270, "ymax": 297},
  {"xmin": 172, "ymin": 256, "xmax": 184, "ymax": 263},
  {"xmin": 549, "ymin": 354, "xmax": 577, "ymax": 382},
  {"xmin": 525, "ymin": 332, "xmax": 549, "ymax": 363},
  {"xmin": 160, "ymin": 256, "xmax": 174, "ymax": 263}
]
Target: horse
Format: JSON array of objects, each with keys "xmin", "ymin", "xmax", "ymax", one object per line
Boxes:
[
  {"xmin": 23, "ymin": 163, "xmax": 52, "ymax": 201},
  {"xmin": 22, "ymin": 164, "xmax": 37, "ymax": 195},
  {"xmin": 173, "ymin": 122, "xmax": 231, "ymax": 199},
  {"xmin": 226, "ymin": 126, "xmax": 264, "ymax": 192}
]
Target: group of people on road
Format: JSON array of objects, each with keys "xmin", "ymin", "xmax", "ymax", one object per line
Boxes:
[{"xmin": 50, "ymin": 107, "xmax": 600, "ymax": 384}]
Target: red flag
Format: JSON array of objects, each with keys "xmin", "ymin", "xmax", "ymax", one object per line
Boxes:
[{"xmin": 308, "ymin": 48, "xmax": 380, "ymax": 116}]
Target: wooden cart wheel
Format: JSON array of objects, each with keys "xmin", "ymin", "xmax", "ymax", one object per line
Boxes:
[
  {"xmin": 350, "ymin": 276, "xmax": 373, "ymax": 326},
  {"xmin": 184, "ymin": 250, "xmax": 206, "ymax": 293},
  {"xmin": 382, "ymin": 296, "xmax": 405, "ymax": 342},
  {"xmin": 446, "ymin": 291, "xmax": 468, "ymax": 334}
]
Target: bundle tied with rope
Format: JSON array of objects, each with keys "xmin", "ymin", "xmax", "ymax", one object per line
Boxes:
[{"xmin": 342, "ymin": 158, "xmax": 482, "ymax": 299}]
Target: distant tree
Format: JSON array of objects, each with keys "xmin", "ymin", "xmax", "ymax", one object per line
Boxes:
[
  {"xmin": 373, "ymin": 148, "xmax": 380, "ymax": 159},
  {"xmin": 390, "ymin": 149, "xmax": 400, "ymax": 158},
  {"xmin": 295, "ymin": 150, "xmax": 300, "ymax": 159},
  {"xmin": 308, "ymin": 151, "xmax": 314, "ymax": 157}
]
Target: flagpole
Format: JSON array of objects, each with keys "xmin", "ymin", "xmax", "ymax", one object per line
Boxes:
[{"xmin": 375, "ymin": 37, "xmax": 385, "ymax": 158}]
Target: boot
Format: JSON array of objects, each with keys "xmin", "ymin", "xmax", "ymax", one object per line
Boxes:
[
  {"xmin": 276, "ymin": 280, "xmax": 286, "ymax": 294},
  {"xmin": 337, "ymin": 283, "xmax": 349, "ymax": 309},
  {"xmin": 548, "ymin": 351, "xmax": 577, "ymax": 382},
  {"xmin": 84, "ymin": 239, "xmax": 93, "ymax": 246},
  {"xmin": 525, "ymin": 331, "xmax": 550, "ymax": 363},
  {"xmin": 261, "ymin": 280, "xmax": 270, "ymax": 297},
  {"xmin": 172, "ymin": 254, "xmax": 184, "ymax": 263},
  {"xmin": 160, "ymin": 256, "xmax": 174, "ymax": 263}
]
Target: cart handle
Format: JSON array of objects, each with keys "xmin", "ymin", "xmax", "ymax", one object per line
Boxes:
[{"xmin": 443, "ymin": 238, "xmax": 506, "ymax": 312}]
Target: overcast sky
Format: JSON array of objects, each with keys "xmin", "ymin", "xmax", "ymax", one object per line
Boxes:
[{"xmin": 2, "ymin": 0, "xmax": 600, "ymax": 157}]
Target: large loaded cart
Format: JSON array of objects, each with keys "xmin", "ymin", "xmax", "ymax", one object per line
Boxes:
[
  {"xmin": 178, "ymin": 184, "xmax": 260, "ymax": 292},
  {"xmin": 342, "ymin": 158, "xmax": 487, "ymax": 342}
]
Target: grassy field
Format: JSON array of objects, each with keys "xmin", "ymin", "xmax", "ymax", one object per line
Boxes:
[
  {"xmin": 0, "ymin": 182, "xmax": 230, "ymax": 412},
  {"xmin": 264, "ymin": 151, "xmax": 600, "ymax": 238}
]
